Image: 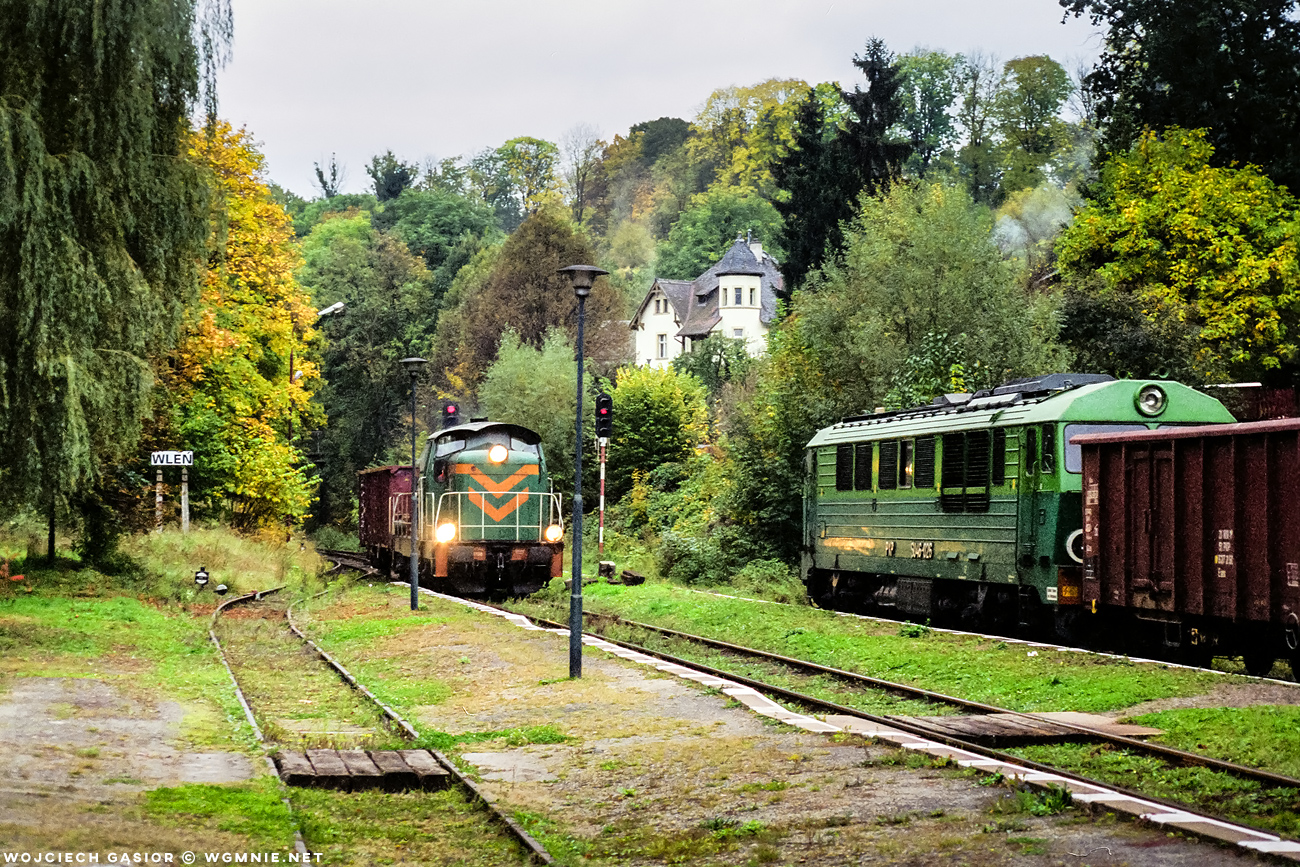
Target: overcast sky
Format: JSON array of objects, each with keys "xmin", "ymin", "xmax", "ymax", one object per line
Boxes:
[{"xmin": 216, "ymin": 0, "xmax": 1106, "ymax": 198}]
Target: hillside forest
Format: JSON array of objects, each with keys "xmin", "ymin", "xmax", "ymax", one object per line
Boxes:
[{"xmin": 4, "ymin": 0, "xmax": 1300, "ymax": 582}]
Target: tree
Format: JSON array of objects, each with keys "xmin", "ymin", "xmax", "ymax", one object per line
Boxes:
[
  {"xmin": 561, "ymin": 123, "xmax": 605, "ymax": 225},
  {"xmin": 1056, "ymin": 128, "xmax": 1300, "ymax": 384},
  {"xmin": 373, "ymin": 187, "xmax": 496, "ymax": 275},
  {"xmin": 655, "ymin": 187, "xmax": 785, "ymax": 280},
  {"xmin": 605, "ymin": 366, "xmax": 709, "ymax": 504},
  {"xmin": 994, "ymin": 56, "xmax": 1072, "ymax": 193},
  {"xmin": 297, "ymin": 212, "xmax": 438, "ymax": 526},
  {"xmin": 0, "ymin": 0, "xmax": 223, "ymax": 556},
  {"xmin": 630, "ymin": 117, "xmax": 691, "ymax": 166},
  {"xmin": 366, "ymin": 150, "xmax": 419, "ymax": 202},
  {"xmin": 478, "ymin": 330, "xmax": 590, "ymax": 494},
  {"xmin": 725, "ymin": 182, "xmax": 1065, "ymax": 561},
  {"xmin": 1061, "ymin": 0, "xmax": 1300, "ymax": 191},
  {"xmin": 841, "ymin": 39, "xmax": 912, "ymax": 202},
  {"xmin": 314, "ymin": 153, "xmax": 347, "ymax": 198},
  {"xmin": 954, "ymin": 51, "xmax": 1003, "ymax": 204},
  {"xmin": 671, "ymin": 334, "xmax": 754, "ymax": 399},
  {"xmin": 896, "ymin": 49, "xmax": 964, "ymax": 175},
  {"xmin": 686, "ymin": 78, "xmax": 812, "ymax": 196},
  {"xmin": 429, "ymin": 211, "xmax": 624, "ymax": 391},
  {"xmin": 772, "ymin": 85, "xmax": 859, "ymax": 289},
  {"xmin": 163, "ymin": 122, "xmax": 321, "ymax": 530},
  {"xmin": 498, "ymin": 137, "xmax": 561, "ymax": 215}
]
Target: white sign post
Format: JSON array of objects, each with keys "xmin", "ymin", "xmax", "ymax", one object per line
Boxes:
[{"xmin": 151, "ymin": 451, "xmax": 194, "ymax": 533}]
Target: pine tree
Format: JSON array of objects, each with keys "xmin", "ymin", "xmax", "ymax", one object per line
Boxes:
[
  {"xmin": 841, "ymin": 39, "xmax": 912, "ymax": 200},
  {"xmin": 772, "ymin": 92, "xmax": 858, "ymax": 290},
  {"xmin": 0, "ymin": 0, "xmax": 227, "ymax": 552},
  {"xmin": 772, "ymin": 41, "xmax": 911, "ymax": 289}
]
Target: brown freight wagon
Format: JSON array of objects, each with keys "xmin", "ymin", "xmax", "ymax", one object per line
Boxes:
[
  {"xmin": 1074, "ymin": 419, "xmax": 1300, "ymax": 677},
  {"xmin": 358, "ymin": 465, "xmax": 413, "ymax": 576}
]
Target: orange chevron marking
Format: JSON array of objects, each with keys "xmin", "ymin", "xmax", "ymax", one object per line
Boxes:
[
  {"xmin": 469, "ymin": 491, "xmax": 528, "ymax": 521},
  {"xmin": 454, "ymin": 464, "xmax": 538, "ymax": 494}
]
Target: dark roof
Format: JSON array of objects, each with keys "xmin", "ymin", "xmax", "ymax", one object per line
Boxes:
[
  {"xmin": 432, "ymin": 421, "xmax": 541, "ymax": 444},
  {"xmin": 714, "ymin": 237, "xmax": 764, "ymax": 276},
  {"xmin": 631, "ymin": 239, "xmax": 786, "ymax": 340},
  {"xmin": 628, "ymin": 279, "xmax": 693, "ymax": 328}
]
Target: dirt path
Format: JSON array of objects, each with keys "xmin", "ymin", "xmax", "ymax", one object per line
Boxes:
[{"xmin": 0, "ymin": 675, "xmax": 254, "ymax": 824}]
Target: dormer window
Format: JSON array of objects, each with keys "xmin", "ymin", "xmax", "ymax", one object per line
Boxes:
[
  {"xmin": 734, "ymin": 287, "xmax": 743, "ymax": 306},
  {"xmin": 750, "ymin": 288, "xmax": 756, "ymax": 306}
]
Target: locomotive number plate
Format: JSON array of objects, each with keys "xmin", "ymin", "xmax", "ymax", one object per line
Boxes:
[{"xmin": 910, "ymin": 541, "xmax": 935, "ymax": 560}]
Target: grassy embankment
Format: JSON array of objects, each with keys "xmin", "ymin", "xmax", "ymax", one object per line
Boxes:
[
  {"xmin": 509, "ymin": 578, "xmax": 1300, "ymax": 838},
  {"xmin": 0, "ymin": 524, "xmax": 323, "ymax": 851}
]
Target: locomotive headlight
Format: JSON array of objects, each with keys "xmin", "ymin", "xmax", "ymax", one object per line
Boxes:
[
  {"xmin": 1136, "ymin": 384, "xmax": 1168, "ymax": 417},
  {"xmin": 488, "ymin": 444, "xmax": 508, "ymax": 463},
  {"xmin": 544, "ymin": 524, "xmax": 563, "ymax": 543},
  {"xmin": 435, "ymin": 523, "xmax": 457, "ymax": 543}
]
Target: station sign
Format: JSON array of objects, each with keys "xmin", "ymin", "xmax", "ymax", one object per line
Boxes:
[{"xmin": 151, "ymin": 450, "xmax": 194, "ymax": 467}]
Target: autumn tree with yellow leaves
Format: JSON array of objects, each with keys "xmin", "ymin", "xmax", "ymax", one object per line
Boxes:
[{"xmin": 156, "ymin": 122, "xmax": 322, "ymax": 529}]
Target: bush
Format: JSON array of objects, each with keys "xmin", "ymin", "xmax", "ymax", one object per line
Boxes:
[{"xmin": 728, "ymin": 558, "xmax": 807, "ymax": 605}]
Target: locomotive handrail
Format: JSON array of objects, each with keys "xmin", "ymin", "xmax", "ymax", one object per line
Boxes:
[{"xmin": 432, "ymin": 491, "xmax": 563, "ymax": 543}]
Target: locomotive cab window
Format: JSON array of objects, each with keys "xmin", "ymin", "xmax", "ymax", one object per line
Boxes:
[
  {"xmin": 1041, "ymin": 425, "xmax": 1056, "ymax": 473},
  {"xmin": 1024, "ymin": 428, "xmax": 1037, "ymax": 475},
  {"xmin": 435, "ymin": 437, "xmax": 466, "ymax": 458},
  {"xmin": 899, "ymin": 439, "xmax": 915, "ymax": 488},
  {"xmin": 991, "ymin": 428, "xmax": 1006, "ymax": 486}
]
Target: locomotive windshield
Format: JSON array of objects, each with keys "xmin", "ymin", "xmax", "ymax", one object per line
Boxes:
[
  {"xmin": 1063, "ymin": 423, "xmax": 1148, "ymax": 472},
  {"xmin": 435, "ymin": 430, "xmax": 539, "ymax": 458}
]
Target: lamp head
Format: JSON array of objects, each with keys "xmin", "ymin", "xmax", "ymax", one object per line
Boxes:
[
  {"xmin": 557, "ymin": 264, "xmax": 609, "ymax": 298},
  {"xmin": 399, "ymin": 357, "xmax": 427, "ymax": 377}
]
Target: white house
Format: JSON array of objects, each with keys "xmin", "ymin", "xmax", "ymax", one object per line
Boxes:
[{"xmin": 629, "ymin": 235, "xmax": 784, "ymax": 368}]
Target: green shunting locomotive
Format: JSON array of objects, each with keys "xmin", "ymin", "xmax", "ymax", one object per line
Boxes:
[{"xmin": 801, "ymin": 374, "xmax": 1235, "ymax": 635}]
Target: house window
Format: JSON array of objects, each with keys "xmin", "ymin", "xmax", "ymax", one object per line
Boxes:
[
  {"xmin": 750, "ymin": 288, "xmax": 756, "ymax": 306},
  {"xmin": 657, "ymin": 334, "xmax": 667, "ymax": 358},
  {"xmin": 721, "ymin": 288, "xmax": 727, "ymax": 306},
  {"xmin": 733, "ymin": 328, "xmax": 744, "ymax": 339},
  {"xmin": 654, "ymin": 299, "xmax": 661, "ymax": 314},
  {"xmin": 734, "ymin": 287, "xmax": 743, "ymax": 306}
]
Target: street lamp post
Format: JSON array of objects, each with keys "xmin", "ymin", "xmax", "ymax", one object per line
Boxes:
[
  {"xmin": 400, "ymin": 356, "xmax": 427, "ymax": 611},
  {"xmin": 557, "ymin": 264, "xmax": 608, "ymax": 679}
]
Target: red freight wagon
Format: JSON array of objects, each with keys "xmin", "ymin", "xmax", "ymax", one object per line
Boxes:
[
  {"xmin": 1074, "ymin": 418, "xmax": 1300, "ymax": 676},
  {"xmin": 358, "ymin": 465, "xmax": 413, "ymax": 574}
]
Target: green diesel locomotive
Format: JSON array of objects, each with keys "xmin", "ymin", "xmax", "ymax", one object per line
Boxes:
[
  {"xmin": 801, "ymin": 374, "xmax": 1235, "ymax": 635},
  {"xmin": 362, "ymin": 421, "xmax": 565, "ymax": 598}
]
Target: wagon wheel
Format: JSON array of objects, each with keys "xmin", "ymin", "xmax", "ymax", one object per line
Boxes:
[{"xmin": 1243, "ymin": 649, "xmax": 1276, "ymax": 678}]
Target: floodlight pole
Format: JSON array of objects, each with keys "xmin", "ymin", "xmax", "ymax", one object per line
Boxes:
[
  {"xmin": 400, "ymin": 357, "xmax": 427, "ymax": 611},
  {"xmin": 558, "ymin": 264, "xmax": 608, "ymax": 678}
]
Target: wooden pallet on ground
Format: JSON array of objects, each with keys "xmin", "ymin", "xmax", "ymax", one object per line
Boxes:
[{"xmin": 274, "ymin": 748, "xmax": 452, "ymax": 791}]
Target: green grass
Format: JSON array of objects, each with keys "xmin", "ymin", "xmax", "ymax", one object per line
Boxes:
[
  {"xmin": 291, "ymin": 787, "xmax": 534, "ymax": 866},
  {"xmin": 512, "ymin": 581, "xmax": 1228, "ymax": 714},
  {"xmin": 1007, "ymin": 741, "xmax": 1300, "ymax": 838},
  {"xmin": 1129, "ymin": 705, "xmax": 1300, "ymax": 778},
  {"xmin": 144, "ymin": 778, "xmax": 297, "ymax": 846},
  {"xmin": 0, "ymin": 592, "xmax": 253, "ymax": 749}
]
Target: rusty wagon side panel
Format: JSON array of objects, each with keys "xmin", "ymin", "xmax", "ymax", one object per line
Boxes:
[
  {"xmin": 358, "ymin": 465, "xmax": 413, "ymax": 551},
  {"xmin": 1077, "ymin": 420, "xmax": 1300, "ymax": 654}
]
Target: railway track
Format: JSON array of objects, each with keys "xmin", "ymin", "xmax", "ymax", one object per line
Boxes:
[
  {"xmin": 209, "ymin": 583, "xmax": 554, "ymax": 864},
  {"xmin": 496, "ymin": 604, "xmax": 1300, "ymax": 861},
  {"xmin": 317, "ymin": 548, "xmax": 1300, "ymax": 859}
]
